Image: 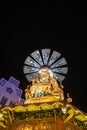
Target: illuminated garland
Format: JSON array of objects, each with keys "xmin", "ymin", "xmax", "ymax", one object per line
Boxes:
[{"xmin": 0, "ymin": 103, "xmax": 87, "ymax": 130}]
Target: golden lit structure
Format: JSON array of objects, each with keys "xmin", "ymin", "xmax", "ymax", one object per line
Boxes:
[
  {"xmin": 24, "ymin": 67, "xmax": 64, "ymax": 104},
  {"xmin": 0, "ymin": 49, "xmax": 87, "ymax": 130}
]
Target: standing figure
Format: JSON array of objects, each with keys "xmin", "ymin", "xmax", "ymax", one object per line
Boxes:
[
  {"xmin": 16, "ymin": 97, "xmax": 21, "ymax": 105},
  {"xmin": 25, "ymin": 85, "xmax": 32, "ymax": 100}
]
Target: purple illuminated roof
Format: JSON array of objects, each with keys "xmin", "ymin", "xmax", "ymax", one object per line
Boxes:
[{"xmin": 0, "ymin": 76, "xmax": 25, "ymax": 106}]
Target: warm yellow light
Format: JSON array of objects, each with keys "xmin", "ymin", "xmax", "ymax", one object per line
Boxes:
[
  {"xmin": 61, "ymin": 107, "xmax": 67, "ymax": 114},
  {"xmin": 16, "ymin": 125, "xmax": 32, "ymax": 130},
  {"xmin": 23, "ymin": 126, "xmax": 30, "ymax": 130},
  {"xmin": 25, "ymin": 128, "xmax": 29, "ymax": 130},
  {"xmin": 0, "ymin": 113, "xmax": 3, "ymax": 118}
]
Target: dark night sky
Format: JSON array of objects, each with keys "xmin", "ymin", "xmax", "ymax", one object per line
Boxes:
[{"xmin": 0, "ymin": 5, "xmax": 87, "ymax": 113}]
